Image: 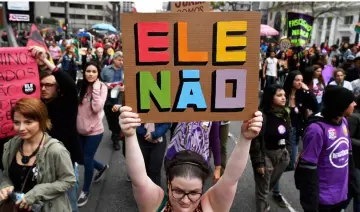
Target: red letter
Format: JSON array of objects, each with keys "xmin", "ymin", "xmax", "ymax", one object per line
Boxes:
[{"xmin": 136, "ymin": 22, "xmax": 169, "ymax": 64}]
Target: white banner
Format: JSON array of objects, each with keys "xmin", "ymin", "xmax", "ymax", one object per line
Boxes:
[{"xmin": 9, "ymin": 14, "xmax": 30, "ymax": 22}]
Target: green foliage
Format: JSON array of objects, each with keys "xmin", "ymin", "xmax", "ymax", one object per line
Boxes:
[{"xmin": 211, "ymin": 2, "xmax": 225, "ymax": 9}]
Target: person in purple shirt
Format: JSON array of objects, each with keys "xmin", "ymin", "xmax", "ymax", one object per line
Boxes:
[
  {"xmin": 166, "ymin": 121, "xmax": 221, "ymax": 184},
  {"xmin": 295, "ymin": 85, "xmax": 359, "ymax": 212}
]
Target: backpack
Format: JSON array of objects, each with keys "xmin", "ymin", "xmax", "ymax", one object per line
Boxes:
[{"xmin": 167, "ymin": 122, "xmax": 212, "ymax": 162}]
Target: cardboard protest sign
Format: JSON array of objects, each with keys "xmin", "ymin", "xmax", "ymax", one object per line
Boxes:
[
  {"xmin": 27, "ymin": 24, "xmax": 54, "ymax": 64},
  {"xmin": 171, "ymin": 2, "xmax": 211, "ymax": 13},
  {"xmin": 0, "ymin": 47, "xmax": 40, "ymax": 139},
  {"xmin": 122, "ymin": 12, "xmax": 260, "ymax": 122},
  {"xmin": 287, "ymin": 12, "xmax": 314, "ymax": 47}
]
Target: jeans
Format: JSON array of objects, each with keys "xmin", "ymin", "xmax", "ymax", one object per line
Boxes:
[
  {"xmin": 341, "ymin": 168, "xmax": 360, "ymax": 212},
  {"xmin": 79, "ymin": 133, "xmax": 105, "ymax": 193},
  {"xmin": 290, "ymin": 127, "xmax": 299, "ymax": 169},
  {"xmin": 220, "ymin": 123, "xmax": 230, "ymax": 175},
  {"xmin": 67, "ymin": 164, "xmax": 79, "ymax": 212},
  {"xmin": 138, "ymin": 136, "xmax": 167, "ymax": 187},
  {"xmin": 272, "ymin": 181, "xmax": 280, "ymax": 195},
  {"xmin": 265, "ymin": 75, "xmax": 276, "ymax": 87},
  {"xmin": 104, "ymin": 105, "xmax": 121, "ymax": 135}
]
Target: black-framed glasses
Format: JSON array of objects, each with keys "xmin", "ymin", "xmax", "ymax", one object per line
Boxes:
[
  {"xmin": 169, "ymin": 183, "xmax": 203, "ymax": 202},
  {"xmin": 40, "ymin": 83, "xmax": 57, "ymax": 89}
]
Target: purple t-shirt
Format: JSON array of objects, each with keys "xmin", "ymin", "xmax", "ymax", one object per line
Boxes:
[{"xmin": 301, "ymin": 118, "xmax": 351, "ymax": 205}]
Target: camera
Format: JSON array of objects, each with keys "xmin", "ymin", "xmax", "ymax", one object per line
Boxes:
[{"xmin": 8, "ymin": 192, "xmax": 43, "ymax": 212}]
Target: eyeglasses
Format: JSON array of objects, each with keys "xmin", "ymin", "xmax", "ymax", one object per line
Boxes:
[
  {"xmin": 169, "ymin": 183, "xmax": 203, "ymax": 202},
  {"xmin": 40, "ymin": 83, "xmax": 57, "ymax": 89}
]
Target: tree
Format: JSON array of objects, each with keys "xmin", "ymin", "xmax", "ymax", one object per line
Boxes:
[{"xmin": 270, "ymin": 2, "xmax": 352, "ymax": 20}]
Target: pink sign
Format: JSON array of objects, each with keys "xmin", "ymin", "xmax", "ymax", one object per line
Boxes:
[
  {"xmin": 0, "ymin": 47, "xmax": 40, "ymax": 139},
  {"xmin": 322, "ymin": 65, "xmax": 334, "ymax": 85}
]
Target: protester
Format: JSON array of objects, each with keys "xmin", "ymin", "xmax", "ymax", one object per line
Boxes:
[
  {"xmin": 60, "ymin": 45, "xmax": 78, "ymax": 81},
  {"xmin": 136, "ymin": 122, "xmax": 170, "ymax": 186},
  {"xmin": 167, "ymin": 121, "xmax": 221, "ymax": 184},
  {"xmin": 250, "ymin": 84, "xmax": 291, "ymax": 211},
  {"xmin": 329, "ymin": 68, "xmax": 353, "ymax": 90},
  {"xmin": 263, "ymin": 50, "xmax": 278, "ymax": 87},
  {"xmin": 101, "ymin": 51, "xmax": 124, "ymax": 151},
  {"xmin": 48, "ymin": 40, "xmax": 61, "ymax": 65},
  {"xmin": 119, "ymin": 106, "xmax": 262, "ymax": 211},
  {"xmin": 346, "ymin": 57, "xmax": 360, "ymax": 82},
  {"xmin": 220, "ymin": 121, "xmax": 230, "ymax": 175},
  {"xmin": 76, "ymin": 61, "xmax": 109, "ymax": 207},
  {"xmin": 30, "ymin": 46, "xmax": 83, "ymax": 212},
  {"xmin": 295, "ymin": 86, "xmax": 358, "ymax": 212},
  {"xmin": 277, "ymin": 52, "xmax": 288, "ymax": 85},
  {"xmin": 0, "ymin": 98, "xmax": 75, "ymax": 211},
  {"xmin": 305, "ymin": 65, "xmax": 325, "ymax": 112},
  {"xmin": 93, "ymin": 47, "xmax": 106, "ymax": 70}
]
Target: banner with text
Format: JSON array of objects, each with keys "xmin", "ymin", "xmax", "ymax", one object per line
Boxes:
[
  {"xmin": 121, "ymin": 12, "xmax": 260, "ymax": 122},
  {"xmin": 171, "ymin": 2, "xmax": 211, "ymax": 13},
  {"xmin": 0, "ymin": 47, "xmax": 40, "ymax": 139},
  {"xmin": 287, "ymin": 12, "xmax": 314, "ymax": 47}
]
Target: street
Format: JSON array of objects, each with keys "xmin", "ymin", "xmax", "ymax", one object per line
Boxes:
[{"xmin": 78, "ymin": 120, "xmax": 305, "ymax": 212}]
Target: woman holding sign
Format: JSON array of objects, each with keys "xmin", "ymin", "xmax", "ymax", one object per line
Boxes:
[{"xmin": 119, "ymin": 106, "xmax": 263, "ymax": 212}]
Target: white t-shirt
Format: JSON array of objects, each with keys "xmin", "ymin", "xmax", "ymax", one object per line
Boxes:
[
  {"xmin": 329, "ymin": 80, "xmax": 353, "ymax": 91},
  {"xmin": 265, "ymin": 57, "xmax": 278, "ymax": 77}
]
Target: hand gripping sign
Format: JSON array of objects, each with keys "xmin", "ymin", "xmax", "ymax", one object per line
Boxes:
[
  {"xmin": 0, "ymin": 47, "xmax": 40, "ymax": 139},
  {"xmin": 121, "ymin": 12, "xmax": 261, "ymax": 123}
]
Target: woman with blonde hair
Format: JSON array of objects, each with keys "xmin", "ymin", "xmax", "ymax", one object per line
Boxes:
[
  {"xmin": 329, "ymin": 68, "xmax": 353, "ymax": 91},
  {"xmin": 0, "ymin": 98, "xmax": 75, "ymax": 211}
]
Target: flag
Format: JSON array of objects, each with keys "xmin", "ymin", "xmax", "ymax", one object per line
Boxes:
[{"xmin": 27, "ymin": 24, "xmax": 54, "ymax": 64}]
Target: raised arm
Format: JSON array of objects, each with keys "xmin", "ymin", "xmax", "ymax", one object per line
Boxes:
[
  {"xmin": 204, "ymin": 112, "xmax": 263, "ymax": 211},
  {"xmin": 91, "ymin": 81, "xmax": 108, "ymax": 113},
  {"xmin": 120, "ymin": 106, "xmax": 164, "ymax": 211}
]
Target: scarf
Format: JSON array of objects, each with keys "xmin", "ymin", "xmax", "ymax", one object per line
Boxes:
[{"xmin": 270, "ymin": 107, "xmax": 292, "ymax": 128}]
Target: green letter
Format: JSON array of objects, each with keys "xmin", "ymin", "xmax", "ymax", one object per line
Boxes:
[{"xmin": 137, "ymin": 70, "xmax": 171, "ymax": 112}]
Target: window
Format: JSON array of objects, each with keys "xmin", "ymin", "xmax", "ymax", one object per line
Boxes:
[
  {"xmin": 344, "ymin": 16, "xmax": 354, "ymax": 25},
  {"xmin": 327, "ymin": 17, "xmax": 332, "ymax": 30},
  {"xmin": 318, "ymin": 18, "xmax": 324, "ymax": 29},
  {"xmin": 70, "ymin": 14, "xmax": 85, "ymax": 19},
  {"xmin": 50, "ymin": 13, "xmax": 64, "ymax": 18},
  {"xmin": 50, "ymin": 2, "xmax": 65, "ymax": 7},
  {"xmin": 105, "ymin": 16, "xmax": 112, "ymax": 23},
  {"xmin": 342, "ymin": 36, "xmax": 350, "ymax": 43},
  {"xmin": 69, "ymin": 3, "xmax": 85, "ymax": 9},
  {"xmin": 88, "ymin": 15, "xmax": 103, "ymax": 21},
  {"xmin": 94, "ymin": 5, "xmax": 103, "ymax": 10},
  {"xmin": 269, "ymin": 12, "xmax": 273, "ymax": 21}
]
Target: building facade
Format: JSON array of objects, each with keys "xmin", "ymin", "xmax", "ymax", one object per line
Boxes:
[
  {"xmin": 34, "ymin": 2, "xmax": 113, "ymax": 30},
  {"xmin": 264, "ymin": 2, "xmax": 360, "ymax": 45}
]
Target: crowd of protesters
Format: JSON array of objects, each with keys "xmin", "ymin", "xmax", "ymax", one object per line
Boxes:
[{"xmin": 0, "ymin": 27, "xmax": 360, "ymax": 212}]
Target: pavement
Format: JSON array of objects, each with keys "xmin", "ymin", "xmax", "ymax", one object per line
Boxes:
[{"xmin": 77, "ymin": 120, "xmax": 320, "ymax": 212}]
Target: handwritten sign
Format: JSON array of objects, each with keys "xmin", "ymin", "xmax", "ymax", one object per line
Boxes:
[
  {"xmin": 0, "ymin": 47, "xmax": 40, "ymax": 139},
  {"xmin": 287, "ymin": 12, "xmax": 314, "ymax": 47},
  {"xmin": 122, "ymin": 12, "xmax": 260, "ymax": 122},
  {"xmin": 171, "ymin": 2, "xmax": 211, "ymax": 13}
]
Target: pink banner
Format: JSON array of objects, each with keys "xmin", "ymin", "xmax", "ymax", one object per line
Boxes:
[
  {"xmin": 0, "ymin": 47, "xmax": 40, "ymax": 139},
  {"xmin": 322, "ymin": 65, "xmax": 334, "ymax": 85}
]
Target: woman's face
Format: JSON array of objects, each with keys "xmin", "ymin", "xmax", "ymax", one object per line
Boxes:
[
  {"xmin": 304, "ymin": 50, "xmax": 309, "ymax": 56},
  {"xmin": 335, "ymin": 71, "xmax": 345, "ymax": 82},
  {"xmin": 293, "ymin": 54, "xmax": 297, "ymax": 60},
  {"xmin": 13, "ymin": 112, "xmax": 41, "ymax": 140},
  {"xmin": 314, "ymin": 68, "xmax": 322, "ymax": 78},
  {"xmin": 293, "ymin": 74, "xmax": 303, "ymax": 90},
  {"xmin": 85, "ymin": 65, "xmax": 99, "ymax": 83},
  {"xmin": 168, "ymin": 177, "xmax": 203, "ymax": 212},
  {"xmin": 281, "ymin": 52, "xmax": 286, "ymax": 59},
  {"xmin": 273, "ymin": 89, "xmax": 286, "ymax": 107}
]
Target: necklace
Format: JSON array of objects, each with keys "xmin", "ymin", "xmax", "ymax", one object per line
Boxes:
[{"xmin": 19, "ymin": 133, "xmax": 45, "ymax": 164}]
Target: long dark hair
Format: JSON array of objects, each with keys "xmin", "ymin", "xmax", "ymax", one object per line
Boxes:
[
  {"xmin": 259, "ymin": 84, "xmax": 284, "ymax": 113},
  {"xmin": 79, "ymin": 61, "xmax": 103, "ymax": 104},
  {"xmin": 283, "ymin": 71, "xmax": 302, "ymax": 99}
]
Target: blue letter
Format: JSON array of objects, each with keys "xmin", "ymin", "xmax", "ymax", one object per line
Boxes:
[{"xmin": 172, "ymin": 70, "xmax": 207, "ymax": 112}]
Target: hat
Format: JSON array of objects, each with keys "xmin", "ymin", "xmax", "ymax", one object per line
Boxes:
[
  {"xmin": 322, "ymin": 85, "xmax": 354, "ymax": 117},
  {"xmin": 347, "ymin": 55, "xmax": 355, "ymax": 61}
]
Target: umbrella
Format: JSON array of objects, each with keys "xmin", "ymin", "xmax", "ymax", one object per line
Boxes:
[
  {"xmin": 261, "ymin": 24, "xmax": 279, "ymax": 36},
  {"xmin": 91, "ymin": 23, "xmax": 117, "ymax": 33},
  {"xmin": 77, "ymin": 32, "xmax": 89, "ymax": 37}
]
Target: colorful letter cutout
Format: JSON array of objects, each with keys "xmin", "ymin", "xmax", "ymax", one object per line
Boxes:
[
  {"xmin": 211, "ymin": 69, "xmax": 246, "ymax": 112},
  {"xmin": 174, "ymin": 22, "xmax": 208, "ymax": 65},
  {"xmin": 213, "ymin": 21, "xmax": 247, "ymax": 65},
  {"xmin": 135, "ymin": 22, "xmax": 169, "ymax": 64},
  {"xmin": 137, "ymin": 71, "xmax": 171, "ymax": 112},
  {"xmin": 173, "ymin": 70, "xmax": 207, "ymax": 111}
]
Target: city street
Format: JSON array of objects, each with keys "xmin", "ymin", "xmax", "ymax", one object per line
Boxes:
[{"xmin": 78, "ymin": 120, "xmax": 305, "ymax": 212}]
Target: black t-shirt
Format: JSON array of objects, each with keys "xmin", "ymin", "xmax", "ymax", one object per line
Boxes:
[
  {"xmin": 264, "ymin": 114, "xmax": 289, "ymax": 150},
  {"xmin": 8, "ymin": 157, "xmax": 37, "ymax": 193}
]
